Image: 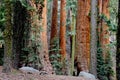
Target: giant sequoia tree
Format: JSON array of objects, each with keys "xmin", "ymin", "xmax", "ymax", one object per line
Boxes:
[
  {"xmin": 26, "ymin": 0, "xmax": 54, "ymax": 74},
  {"xmin": 12, "ymin": 1, "xmax": 27, "ymax": 69},
  {"xmin": 75, "ymin": 0, "xmax": 90, "ymax": 74}
]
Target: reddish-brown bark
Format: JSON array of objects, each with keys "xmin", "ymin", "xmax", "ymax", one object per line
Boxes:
[
  {"xmin": 60, "ymin": 0, "xmax": 67, "ymax": 61},
  {"xmin": 98, "ymin": 0, "xmax": 110, "ymax": 60},
  {"xmin": 75, "ymin": 0, "xmax": 90, "ymax": 72},
  {"xmin": 50, "ymin": 0, "xmax": 58, "ymax": 55},
  {"xmin": 39, "ymin": 0, "xmax": 54, "ymax": 74},
  {"xmin": 50, "ymin": 0, "xmax": 58, "ymax": 40}
]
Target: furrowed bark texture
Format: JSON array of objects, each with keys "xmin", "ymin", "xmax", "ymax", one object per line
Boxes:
[
  {"xmin": 13, "ymin": 1, "xmax": 27, "ymax": 69},
  {"xmin": 75, "ymin": 0, "xmax": 90, "ymax": 73}
]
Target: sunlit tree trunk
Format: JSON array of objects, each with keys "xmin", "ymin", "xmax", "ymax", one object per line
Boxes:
[
  {"xmin": 90, "ymin": 0, "xmax": 97, "ymax": 77},
  {"xmin": 39, "ymin": 0, "xmax": 54, "ymax": 74},
  {"xmin": 75, "ymin": 0, "xmax": 90, "ymax": 74},
  {"xmin": 60, "ymin": 0, "xmax": 66, "ymax": 61},
  {"xmin": 2, "ymin": 0, "xmax": 13, "ymax": 73}
]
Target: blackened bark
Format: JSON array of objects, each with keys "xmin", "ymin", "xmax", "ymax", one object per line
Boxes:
[
  {"xmin": 13, "ymin": 1, "xmax": 27, "ymax": 69},
  {"xmin": 117, "ymin": 0, "xmax": 120, "ymax": 79}
]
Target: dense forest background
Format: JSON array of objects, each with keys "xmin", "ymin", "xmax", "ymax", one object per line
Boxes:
[{"xmin": 0, "ymin": 0, "xmax": 119, "ymax": 80}]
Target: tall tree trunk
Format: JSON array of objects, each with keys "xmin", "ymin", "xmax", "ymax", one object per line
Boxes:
[
  {"xmin": 71, "ymin": 14, "xmax": 76, "ymax": 75},
  {"xmin": 27, "ymin": 0, "xmax": 54, "ymax": 74},
  {"xmin": 60, "ymin": 0, "xmax": 66, "ymax": 61},
  {"xmin": 75, "ymin": 0, "xmax": 90, "ymax": 74},
  {"xmin": 2, "ymin": 0, "xmax": 13, "ymax": 73},
  {"xmin": 12, "ymin": 1, "xmax": 27, "ymax": 69},
  {"xmin": 98, "ymin": 0, "xmax": 116, "ymax": 80},
  {"xmin": 59, "ymin": 0, "xmax": 67, "ymax": 74},
  {"xmin": 90, "ymin": 0, "xmax": 97, "ymax": 77},
  {"xmin": 117, "ymin": 0, "xmax": 120, "ymax": 79},
  {"xmin": 98, "ymin": 0, "xmax": 110, "ymax": 64},
  {"xmin": 39, "ymin": 0, "xmax": 54, "ymax": 74},
  {"xmin": 26, "ymin": 0, "xmax": 40, "ymax": 69},
  {"xmin": 50, "ymin": 0, "xmax": 58, "ymax": 54}
]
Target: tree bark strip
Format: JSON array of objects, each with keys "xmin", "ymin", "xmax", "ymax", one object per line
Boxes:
[
  {"xmin": 75, "ymin": 0, "xmax": 90, "ymax": 73},
  {"xmin": 60, "ymin": 0, "xmax": 67, "ymax": 60},
  {"xmin": 50, "ymin": 0, "xmax": 58, "ymax": 56},
  {"xmin": 90, "ymin": 0, "xmax": 97, "ymax": 77}
]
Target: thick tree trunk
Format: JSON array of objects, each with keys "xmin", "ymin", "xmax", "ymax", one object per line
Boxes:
[
  {"xmin": 75, "ymin": 0, "xmax": 90, "ymax": 74},
  {"xmin": 38, "ymin": 0, "xmax": 54, "ymax": 74},
  {"xmin": 26, "ymin": 0, "xmax": 54, "ymax": 74},
  {"xmin": 12, "ymin": 1, "xmax": 27, "ymax": 69},
  {"xmin": 2, "ymin": 0, "xmax": 13, "ymax": 73},
  {"xmin": 60, "ymin": 0, "xmax": 67, "ymax": 61},
  {"xmin": 90, "ymin": 0, "xmax": 97, "ymax": 77}
]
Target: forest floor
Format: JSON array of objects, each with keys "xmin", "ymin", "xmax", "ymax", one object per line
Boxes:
[{"xmin": 0, "ymin": 66, "xmax": 92, "ymax": 80}]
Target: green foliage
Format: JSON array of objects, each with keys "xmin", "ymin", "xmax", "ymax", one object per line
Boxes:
[
  {"xmin": 0, "ymin": 3, "xmax": 5, "ymax": 31},
  {"xmin": 97, "ymin": 46, "xmax": 114, "ymax": 80},
  {"xmin": 50, "ymin": 53, "xmax": 63, "ymax": 75},
  {"xmin": 0, "ymin": 1, "xmax": 5, "ymax": 65},
  {"xmin": 99, "ymin": 14, "xmax": 117, "ymax": 32},
  {"xmin": 19, "ymin": 0, "xmax": 44, "ymax": 10},
  {"xmin": 97, "ymin": 14, "xmax": 115, "ymax": 79},
  {"xmin": 19, "ymin": 0, "xmax": 44, "ymax": 69},
  {"xmin": 97, "ymin": 45, "xmax": 108, "ymax": 80},
  {"xmin": 66, "ymin": 0, "xmax": 77, "ymax": 16},
  {"xmin": 49, "ymin": 37, "xmax": 63, "ymax": 75},
  {"xmin": 109, "ymin": 0, "xmax": 118, "ymax": 23}
]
